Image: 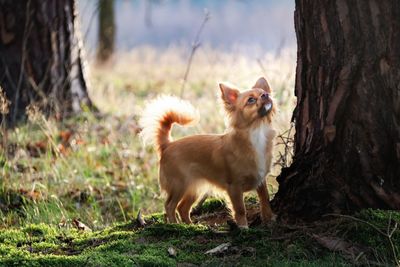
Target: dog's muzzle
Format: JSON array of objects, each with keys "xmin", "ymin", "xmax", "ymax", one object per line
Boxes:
[{"xmin": 258, "ymin": 102, "xmax": 272, "ymax": 117}]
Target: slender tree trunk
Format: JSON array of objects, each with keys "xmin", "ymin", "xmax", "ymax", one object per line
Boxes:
[
  {"xmin": 273, "ymin": 0, "xmax": 400, "ymax": 220},
  {"xmin": 97, "ymin": 0, "xmax": 115, "ymax": 62},
  {"xmin": 0, "ymin": 0, "xmax": 92, "ymax": 126}
]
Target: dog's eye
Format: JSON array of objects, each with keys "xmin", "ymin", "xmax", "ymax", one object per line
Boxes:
[{"xmin": 247, "ymin": 97, "xmax": 256, "ymax": 104}]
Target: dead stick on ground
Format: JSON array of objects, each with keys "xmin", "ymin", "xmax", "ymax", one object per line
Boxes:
[{"xmin": 179, "ymin": 10, "xmax": 210, "ymax": 98}]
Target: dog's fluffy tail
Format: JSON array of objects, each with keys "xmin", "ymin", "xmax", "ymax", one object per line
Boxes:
[{"xmin": 139, "ymin": 95, "xmax": 199, "ymax": 155}]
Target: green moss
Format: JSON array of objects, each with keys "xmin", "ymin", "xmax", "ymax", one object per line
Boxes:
[
  {"xmin": 145, "ymin": 212, "xmax": 165, "ymax": 224},
  {"xmin": 1, "ymin": 209, "xmax": 400, "ymax": 266},
  {"xmin": 0, "ymin": 255, "xmax": 86, "ymax": 267},
  {"xmin": 193, "ymin": 198, "xmax": 227, "ymax": 214},
  {"xmin": 0, "ymin": 229, "xmax": 26, "ymax": 245},
  {"xmin": 22, "ymin": 224, "xmax": 58, "ymax": 242}
]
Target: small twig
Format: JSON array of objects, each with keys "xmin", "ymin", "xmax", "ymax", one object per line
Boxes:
[
  {"xmin": 325, "ymin": 214, "xmax": 385, "ymax": 239},
  {"xmin": 274, "ymin": 123, "xmax": 294, "ymax": 169},
  {"xmin": 179, "ymin": 10, "xmax": 210, "ymax": 98},
  {"xmin": 386, "ymin": 213, "xmax": 399, "ymax": 266}
]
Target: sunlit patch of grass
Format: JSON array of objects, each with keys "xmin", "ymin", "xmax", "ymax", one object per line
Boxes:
[{"xmin": 1, "ymin": 113, "xmax": 162, "ymax": 229}]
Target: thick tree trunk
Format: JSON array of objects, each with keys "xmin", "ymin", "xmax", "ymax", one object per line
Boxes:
[
  {"xmin": 97, "ymin": 0, "xmax": 115, "ymax": 62},
  {"xmin": 0, "ymin": 0, "xmax": 92, "ymax": 126},
  {"xmin": 273, "ymin": 0, "xmax": 400, "ymax": 220}
]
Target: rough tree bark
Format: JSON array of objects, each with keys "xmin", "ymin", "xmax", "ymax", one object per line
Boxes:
[
  {"xmin": 97, "ymin": 0, "xmax": 115, "ymax": 62},
  {"xmin": 0, "ymin": 0, "xmax": 93, "ymax": 126},
  {"xmin": 272, "ymin": 0, "xmax": 400, "ymax": 220}
]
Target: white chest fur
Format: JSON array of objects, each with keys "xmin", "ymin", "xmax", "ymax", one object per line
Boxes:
[{"xmin": 249, "ymin": 123, "xmax": 274, "ymax": 181}]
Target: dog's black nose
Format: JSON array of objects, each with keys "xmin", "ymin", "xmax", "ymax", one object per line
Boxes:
[{"xmin": 261, "ymin": 93, "xmax": 269, "ymax": 100}]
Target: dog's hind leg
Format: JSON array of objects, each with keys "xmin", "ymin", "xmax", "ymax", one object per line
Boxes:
[
  {"xmin": 177, "ymin": 192, "xmax": 198, "ymax": 224},
  {"xmin": 165, "ymin": 189, "xmax": 184, "ymax": 223}
]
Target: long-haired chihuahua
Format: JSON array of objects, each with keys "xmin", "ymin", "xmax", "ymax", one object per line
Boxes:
[{"xmin": 140, "ymin": 77, "xmax": 276, "ymax": 228}]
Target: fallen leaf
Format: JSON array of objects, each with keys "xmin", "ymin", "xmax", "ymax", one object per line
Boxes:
[
  {"xmin": 313, "ymin": 234, "xmax": 369, "ymax": 260},
  {"xmin": 205, "ymin": 242, "xmax": 231, "ymax": 255},
  {"xmin": 72, "ymin": 218, "xmax": 92, "ymax": 232},
  {"xmin": 168, "ymin": 247, "xmax": 177, "ymax": 257}
]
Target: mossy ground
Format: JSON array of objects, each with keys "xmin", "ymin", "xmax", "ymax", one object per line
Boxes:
[{"xmin": 1, "ymin": 200, "xmax": 399, "ymax": 266}]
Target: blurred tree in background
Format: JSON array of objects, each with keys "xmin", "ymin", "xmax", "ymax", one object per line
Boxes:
[
  {"xmin": 0, "ymin": 0, "xmax": 93, "ymax": 126},
  {"xmin": 97, "ymin": 0, "xmax": 115, "ymax": 62}
]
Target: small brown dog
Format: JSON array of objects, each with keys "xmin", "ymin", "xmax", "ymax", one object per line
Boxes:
[{"xmin": 140, "ymin": 77, "xmax": 276, "ymax": 228}]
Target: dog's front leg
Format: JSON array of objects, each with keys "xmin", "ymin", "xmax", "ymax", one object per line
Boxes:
[
  {"xmin": 227, "ymin": 186, "xmax": 248, "ymax": 228},
  {"xmin": 256, "ymin": 182, "xmax": 274, "ymax": 223}
]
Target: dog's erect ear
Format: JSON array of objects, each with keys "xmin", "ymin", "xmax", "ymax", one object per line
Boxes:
[
  {"xmin": 219, "ymin": 83, "xmax": 239, "ymax": 111},
  {"xmin": 252, "ymin": 77, "xmax": 271, "ymax": 93}
]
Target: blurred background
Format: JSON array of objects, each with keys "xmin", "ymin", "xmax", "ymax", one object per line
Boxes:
[{"xmin": 79, "ymin": 0, "xmax": 295, "ymax": 57}]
